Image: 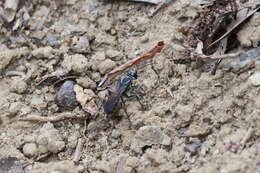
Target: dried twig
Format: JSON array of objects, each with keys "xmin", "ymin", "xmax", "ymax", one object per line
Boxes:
[
  {"xmin": 19, "ymin": 113, "xmax": 88, "ymax": 122},
  {"xmin": 36, "ymin": 75, "xmax": 77, "ymax": 86},
  {"xmin": 207, "ymin": 6, "xmax": 260, "ymax": 49},
  {"xmin": 163, "ymin": 86, "xmax": 174, "ymax": 98},
  {"xmin": 73, "ymin": 138, "xmax": 85, "ymax": 163},
  {"xmin": 128, "ymin": 0, "xmax": 161, "ymax": 4},
  {"xmin": 193, "ymin": 40, "xmax": 244, "ymax": 60},
  {"xmin": 149, "ymin": 0, "xmax": 174, "ymax": 17},
  {"xmin": 98, "ymin": 41, "xmax": 165, "ymax": 87},
  {"xmin": 199, "ymin": 51, "xmax": 243, "ymax": 59}
]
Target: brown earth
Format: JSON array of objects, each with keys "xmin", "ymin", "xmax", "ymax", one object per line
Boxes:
[{"xmin": 0, "ymin": 0, "xmax": 259, "ymax": 173}]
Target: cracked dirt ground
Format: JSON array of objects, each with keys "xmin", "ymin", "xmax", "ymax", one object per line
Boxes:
[{"xmin": 0, "ymin": 0, "xmax": 259, "ymax": 173}]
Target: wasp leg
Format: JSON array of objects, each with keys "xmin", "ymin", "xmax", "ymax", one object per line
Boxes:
[
  {"xmin": 150, "ymin": 58, "xmax": 160, "ymax": 86},
  {"xmin": 107, "ymin": 87, "xmax": 117, "ymax": 94},
  {"xmin": 131, "ymin": 84, "xmax": 145, "ymax": 97},
  {"xmin": 120, "ymin": 96, "xmax": 132, "ymax": 128},
  {"xmin": 122, "ymin": 92, "xmax": 145, "ymax": 111}
]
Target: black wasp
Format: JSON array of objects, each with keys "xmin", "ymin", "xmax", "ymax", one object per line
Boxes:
[{"xmin": 103, "ymin": 69, "xmax": 139, "ymax": 114}]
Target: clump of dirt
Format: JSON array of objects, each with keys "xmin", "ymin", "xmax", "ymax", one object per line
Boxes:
[{"xmin": 0, "ymin": 0, "xmax": 259, "ymax": 173}]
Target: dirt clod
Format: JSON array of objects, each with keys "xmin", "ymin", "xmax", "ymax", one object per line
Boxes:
[
  {"xmin": 22, "ymin": 143, "xmax": 38, "ymax": 158},
  {"xmin": 131, "ymin": 126, "xmax": 171, "ymax": 153},
  {"xmin": 62, "ymin": 54, "xmax": 90, "ymax": 73},
  {"xmin": 36, "ymin": 123, "xmax": 65, "ymax": 154},
  {"xmin": 98, "ymin": 59, "xmax": 117, "ymax": 74},
  {"xmin": 0, "ymin": 1, "xmax": 259, "ymax": 173},
  {"xmin": 249, "ymin": 71, "xmax": 260, "ymax": 86}
]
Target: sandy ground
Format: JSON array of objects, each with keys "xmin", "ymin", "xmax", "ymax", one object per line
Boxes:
[{"xmin": 0, "ymin": 0, "xmax": 259, "ymax": 173}]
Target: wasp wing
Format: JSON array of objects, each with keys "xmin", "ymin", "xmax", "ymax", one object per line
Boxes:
[{"xmin": 103, "ymin": 92, "xmax": 120, "ymax": 114}]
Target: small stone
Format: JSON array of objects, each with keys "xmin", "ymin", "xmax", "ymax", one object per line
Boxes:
[
  {"xmin": 62, "ymin": 54, "xmax": 90, "ymax": 73},
  {"xmin": 105, "ymin": 49, "xmax": 122, "ymax": 61},
  {"xmin": 249, "ymin": 72, "xmax": 260, "ymax": 86},
  {"xmin": 184, "ymin": 140, "xmax": 201, "ymax": 155},
  {"xmin": 76, "ymin": 76, "xmax": 96, "ymax": 89},
  {"xmin": 7, "ymin": 102, "xmax": 23, "ymax": 118},
  {"xmin": 4, "ymin": 0, "xmax": 19, "ymax": 23},
  {"xmin": 74, "ymin": 85, "xmax": 97, "ymax": 114},
  {"xmin": 98, "ymin": 59, "xmax": 116, "ymax": 74},
  {"xmin": 45, "ymin": 33, "xmax": 61, "ymax": 47},
  {"xmin": 74, "ymin": 85, "xmax": 95, "ymax": 106},
  {"xmin": 110, "ymin": 28, "xmax": 117, "ymax": 35},
  {"xmin": 71, "ymin": 36, "xmax": 91, "ymax": 53},
  {"xmin": 131, "ymin": 126, "xmax": 171, "ymax": 153},
  {"xmin": 31, "ymin": 46, "xmax": 54, "ymax": 59},
  {"xmin": 23, "ymin": 143, "xmax": 38, "ymax": 157},
  {"xmin": 111, "ymin": 130, "xmax": 121, "ymax": 139},
  {"xmin": 140, "ymin": 35, "xmax": 149, "ymax": 43},
  {"xmin": 95, "ymin": 32, "xmax": 116, "ymax": 46},
  {"xmin": 175, "ymin": 104, "xmax": 194, "ymax": 127},
  {"xmin": 91, "ymin": 51, "xmax": 106, "ymax": 71},
  {"xmin": 55, "ymin": 80, "xmax": 79, "ymax": 110},
  {"xmin": 91, "ymin": 72, "xmax": 101, "ymax": 82},
  {"xmin": 30, "ymin": 95, "xmax": 47, "ymax": 110},
  {"xmin": 144, "ymin": 149, "xmax": 168, "ymax": 165},
  {"xmin": 24, "ymin": 135, "xmax": 36, "ymax": 143},
  {"xmin": 31, "ymin": 31, "xmax": 46, "ymax": 40}
]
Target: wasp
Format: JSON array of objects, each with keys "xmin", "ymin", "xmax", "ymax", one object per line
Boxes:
[{"xmin": 103, "ymin": 69, "xmax": 138, "ymax": 114}]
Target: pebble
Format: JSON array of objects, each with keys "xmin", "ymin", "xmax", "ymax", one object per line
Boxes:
[
  {"xmin": 23, "ymin": 143, "xmax": 38, "ymax": 157},
  {"xmin": 7, "ymin": 102, "xmax": 22, "ymax": 118},
  {"xmin": 55, "ymin": 80, "xmax": 79, "ymax": 110},
  {"xmin": 91, "ymin": 51, "xmax": 106, "ymax": 71},
  {"xmin": 98, "ymin": 59, "xmax": 116, "ymax": 74},
  {"xmin": 45, "ymin": 33, "xmax": 61, "ymax": 48},
  {"xmin": 76, "ymin": 76, "xmax": 96, "ymax": 89},
  {"xmin": 71, "ymin": 36, "xmax": 91, "ymax": 53},
  {"xmin": 74, "ymin": 85, "xmax": 95, "ymax": 106},
  {"xmin": 184, "ymin": 140, "xmax": 201, "ymax": 155},
  {"xmin": 131, "ymin": 126, "xmax": 171, "ymax": 153},
  {"xmin": 30, "ymin": 30, "xmax": 46, "ymax": 40},
  {"xmin": 30, "ymin": 95, "xmax": 47, "ymax": 110},
  {"xmin": 105, "ymin": 49, "xmax": 122, "ymax": 61},
  {"xmin": 111, "ymin": 130, "xmax": 121, "ymax": 139},
  {"xmin": 4, "ymin": 0, "xmax": 19, "ymax": 23},
  {"xmin": 249, "ymin": 72, "xmax": 260, "ymax": 86}
]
